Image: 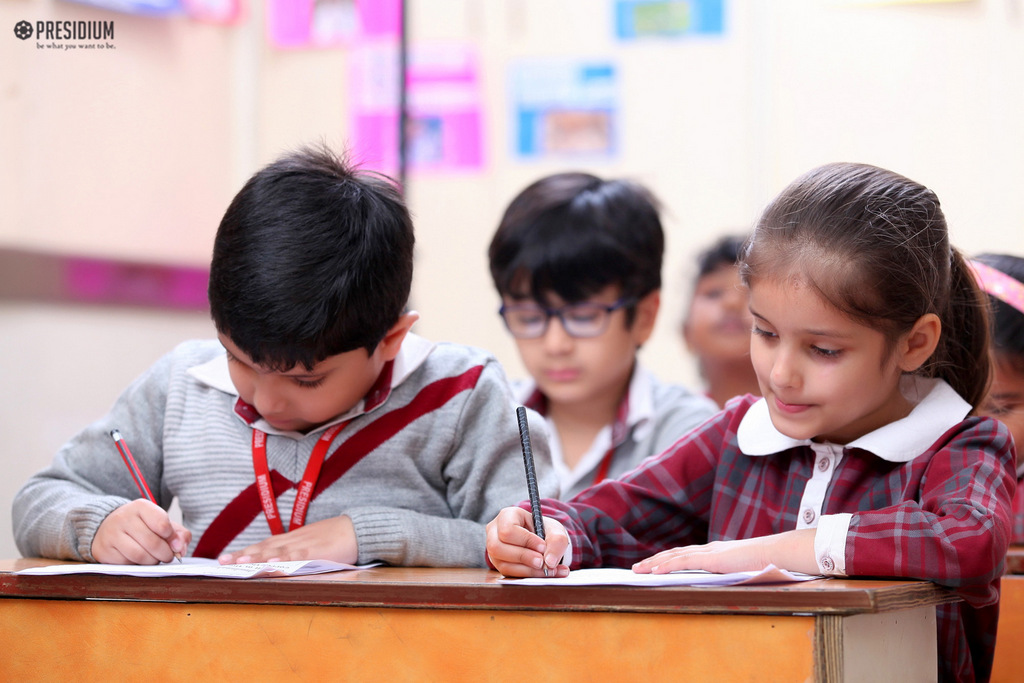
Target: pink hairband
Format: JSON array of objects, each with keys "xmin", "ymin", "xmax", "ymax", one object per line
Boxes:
[{"xmin": 969, "ymin": 260, "xmax": 1024, "ymax": 315}]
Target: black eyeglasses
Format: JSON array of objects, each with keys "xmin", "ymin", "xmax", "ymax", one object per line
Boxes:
[{"xmin": 498, "ymin": 298, "xmax": 635, "ymax": 339}]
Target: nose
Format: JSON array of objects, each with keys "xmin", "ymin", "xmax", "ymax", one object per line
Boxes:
[
  {"xmin": 542, "ymin": 315, "xmax": 575, "ymax": 354},
  {"xmin": 723, "ymin": 286, "xmax": 747, "ymax": 313},
  {"xmin": 770, "ymin": 345, "xmax": 801, "ymax": 390},
  {"xmin": 251, "ymin": 377, "xmax": 287, "ymax": 418}
]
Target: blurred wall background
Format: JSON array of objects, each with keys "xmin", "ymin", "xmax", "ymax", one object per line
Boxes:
[{"xmin": 1, "ymin": 0, "xmax": 1022, "ymax": 559}]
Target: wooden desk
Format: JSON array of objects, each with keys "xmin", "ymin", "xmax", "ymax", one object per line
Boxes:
[
  {"xmin": 992, "ymin": 546, "xmax": 1024, "ymax": 683},
  {"xmin": 0, "ymin": 559, "xmax": 953, "ymax": 682}
]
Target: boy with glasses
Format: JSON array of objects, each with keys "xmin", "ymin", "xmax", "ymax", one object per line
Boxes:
[{"xmin": 489, "ymin": 173, "xmax": 717, "ymax": 499}]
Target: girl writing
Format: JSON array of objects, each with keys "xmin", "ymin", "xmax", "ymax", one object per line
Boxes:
[{"xmin": 486, "ymin": 162, "xmax": 1016, "ymax": 683}]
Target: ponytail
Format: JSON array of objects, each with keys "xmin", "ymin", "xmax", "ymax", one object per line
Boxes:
[{"xmin": 930, "ymin": 249, "xmax": 991, "ymax": 408}]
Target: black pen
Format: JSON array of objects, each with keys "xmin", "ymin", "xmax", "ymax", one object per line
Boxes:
[
  {"xmin": 516, "ymin": 406, "xmax": 549, "ymax": 577},
  {"xmin": 110, "ymin": 429, "xmax": 182, "ymax": 563}
]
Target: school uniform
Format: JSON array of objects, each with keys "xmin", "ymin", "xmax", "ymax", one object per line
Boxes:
[
  {"xmin": 539, "ymin": 378, "xmax": 1015, "ymax": 683},
  {"xmin": 514, "ymin": 365, "xmax": 718, "ymax": 499},
  {"xmin": 13, "ymin": 334, "xmax": 556, "ymax": 567}
]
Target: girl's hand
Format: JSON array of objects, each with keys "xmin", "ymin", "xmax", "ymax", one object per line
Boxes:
[
  {"xmin": 93, "ymin": 499, "xmax": 191, "ymax": 565},
  {"xmin": 485, "ymin": 506, "xmax": 570, "ymax": 578},
  {"xmin": 632, "ymin": 529, "xmax": 818, "ymax": 575},
  {"xmin": 218, "ymin": 515, "xmax": 358, "ymax": 565}
]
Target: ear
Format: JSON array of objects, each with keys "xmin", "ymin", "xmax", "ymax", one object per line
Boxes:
[
  {"xmin": 375, "ymin": 311, "xmax": 419, "ymax": 363},
  {"xmin": 896, "ymin": 313, "xmax": 941, "ymax": 373},
  {"xmin": 630, "ymin": 290, "xmax": 661, "ymax": 347}
]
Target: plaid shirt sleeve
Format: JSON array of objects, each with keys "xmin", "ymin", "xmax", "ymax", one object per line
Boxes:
[
  {"xmin": 535, "ymin": 404, "xmax": 741, "ymax": 568},
  {"xmin": 843, "ymin": 416, "xmax": 1015, "ymax": 608}
]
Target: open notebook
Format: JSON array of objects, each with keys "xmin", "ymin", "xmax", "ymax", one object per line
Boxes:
[
  {"xmin": 500, "ymin": 564, "xmax": 821, "ymax": 587},
  {"xmin": 15, "ymin": 557, "xmax": 378, "ymax": 579}
]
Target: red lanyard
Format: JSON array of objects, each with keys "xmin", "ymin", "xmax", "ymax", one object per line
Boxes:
[{"xmin": 251, "ymin": 421, "xmax": 347, "ymax": 534}]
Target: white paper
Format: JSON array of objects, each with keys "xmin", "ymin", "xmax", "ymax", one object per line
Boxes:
[
  {"xmin": 501, "ymin": 564, "xmax": 821, "ymax": 587},
  {"xmin": 15, "ymin": 557, "xmax": 378, "ymax": 579}
]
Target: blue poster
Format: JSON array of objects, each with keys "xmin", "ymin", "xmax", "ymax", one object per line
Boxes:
[
  {"xmin": 510, "ymin": 60, "xmax": 618, "ymax": 159},
  {"xmin": 615, "ymin": 0, "xmax": 724, "ymax": 40}
]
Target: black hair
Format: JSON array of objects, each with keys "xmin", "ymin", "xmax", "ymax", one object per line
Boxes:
[
  {"xmin": 488, "ymin": 172, "xmax": 663, "ymax": 325},
  {"xmin": 740, "ymin": 162, "xmax": 991, "ymax": 408},
  {"xmin": 974, "ymin": 253, "xmax": 1024, "ymax": 371},
  {"xmin": 694, "ymin": 234, "xmax": 748, "ymax": 281},
  {"xmin": 208, "ymin": 143, "xmax": 414, "ymax": 370}
]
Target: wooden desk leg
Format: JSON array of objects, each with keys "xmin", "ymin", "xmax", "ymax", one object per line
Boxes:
[{"xmin": 816, "ymin": 606, "xmax": 936, "ymax": 682}]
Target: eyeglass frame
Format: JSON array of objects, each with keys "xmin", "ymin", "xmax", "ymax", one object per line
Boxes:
[{"xmin": 497, "ymin": 297, "xmax": 637, "ymax": 339}]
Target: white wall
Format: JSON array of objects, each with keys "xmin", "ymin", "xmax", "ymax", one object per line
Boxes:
[{"xmin": 1, "ymin": 0, "xmax": 1022, "ymax": 560}]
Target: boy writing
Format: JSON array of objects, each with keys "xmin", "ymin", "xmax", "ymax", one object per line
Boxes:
[
  {"xmin": 13, "ymin": 144, "xmax": 556, "ymax": 567},
  {"xmin": 488, "ymin": 172, "xmax": 717, "ymax": 500}
]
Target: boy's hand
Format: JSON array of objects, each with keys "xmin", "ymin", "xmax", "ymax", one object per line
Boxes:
[
  {"xmin": 631, "ymin": 529, "xmax": 818, "ymax": 575},
  {"xmin": 217, "ymin": 515, "xmax": 358, "ymax": 565},
  {"xmin": 485, "ymin": 506, "xmax": 570, "ymax": 578},
  {"xmin": 93, "ymin": 499, "xmax": 191, "ymax": 565}
]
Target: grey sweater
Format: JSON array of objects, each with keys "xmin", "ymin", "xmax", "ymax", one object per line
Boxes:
[{"xmin": 13, "ymin": 336, "xmax": 556, "ymax": 567}]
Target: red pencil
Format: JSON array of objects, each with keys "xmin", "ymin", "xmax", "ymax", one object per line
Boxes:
[{"xmin": 109, "ymin": 429, "xmax": 181, "ymax": 562}]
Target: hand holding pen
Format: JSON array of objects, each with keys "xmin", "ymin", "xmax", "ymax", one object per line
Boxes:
[
  {"xmin": 487, "ymin": 406, "xmax": 570, "ymax": 578},
  {"xmin": 90, "ymin": 430, "xmax": 190, "ymax": 565}
]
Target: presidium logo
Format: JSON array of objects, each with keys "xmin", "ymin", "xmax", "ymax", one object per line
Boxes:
[{"xmin": 13, "ymin": 19, "xmax": 116, "ymax": 50}]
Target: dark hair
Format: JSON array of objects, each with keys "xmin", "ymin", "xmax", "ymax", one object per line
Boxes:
[
  {"xmin": 974, "ymin": 253, "xmax": 1024, "ymax": 370},
  {"xmin": 694, "ymin": 234, "xmax": 748, "ymax": 281},
  {"xmin": 740, "ymin": 162, "xmax": 991, "ymax": 407},
  {"xmin": 208, "ymin": 143, "xmax": 414, "ymax": 370},
  {"xmin": 488, "ymin": 172, "xmax": 663, "ymax": 325}
]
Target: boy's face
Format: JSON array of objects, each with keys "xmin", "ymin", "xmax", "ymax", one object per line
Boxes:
[
  {"xmin": 218, "ymin": 313, "xmax": 415, "ymax": 433},
  {"xmin": 508, "ymin": 286, "xmax": 658, "ymax": 409},
  {"xmin": 684, "ymin": 264, "xmax": 752, "ymax": 361},
  {"xmin": 979, "ymin": 354, "xmax": 1024, "ymax": 469}
]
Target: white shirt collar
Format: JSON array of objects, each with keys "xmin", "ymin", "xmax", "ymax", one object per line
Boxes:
[
  {"xmin": 187, "ymin": 332, "xmax": 436, "ymax": 438},
  {"xmin": 736, "ymin": 376, "xmax": 971, "ymax": 462}
]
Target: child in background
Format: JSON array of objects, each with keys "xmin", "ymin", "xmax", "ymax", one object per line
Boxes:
[
  {"xmin": 682, "ymin": 234, "xmax": 760, "ymax": 407},
  {"xmin": 488, "ymin": 172, "xmax": 717, "ymax": 500},
  {"xmin": 487, "ymin": 162, "xmax": 1015, "ymax": 683},
  {"xmin": 971, "ymin": 253, "xmax": 1024, "ymax": 544},
  {"xmin": 14, "ymin": 144, "xmax": 556, "ymax": 568}
]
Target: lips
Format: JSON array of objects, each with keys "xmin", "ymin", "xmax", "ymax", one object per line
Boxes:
[
  {"xmin": 544, "ymin": 368, "xmax": 581, "ymax": 382},
  {"xmin": 773, "ymin": 396, "xmax": 811, "ymax": 414}
]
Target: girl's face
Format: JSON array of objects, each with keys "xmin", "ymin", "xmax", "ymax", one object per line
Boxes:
[
  {"xmin": 748, "ymin": 277, "xmax": 915, "ymax": 444},
  {"xmin": 979, "ymin": 354, "xmax": 1024, "ymax": 468}
]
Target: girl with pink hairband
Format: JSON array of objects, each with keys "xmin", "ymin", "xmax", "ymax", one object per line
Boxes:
[{"xmin": 972, "ymin": 253, "xmax": 1024, "ymax": 543}]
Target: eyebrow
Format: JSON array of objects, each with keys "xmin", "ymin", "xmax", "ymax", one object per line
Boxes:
[{"xmin": 748, "ymin": 307, "xmax": 854, "ymax": 338}]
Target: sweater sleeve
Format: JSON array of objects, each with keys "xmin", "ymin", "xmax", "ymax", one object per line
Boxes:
[
  {"xmin": 347, "ymin": 357, "xmax": 558, "ymax": 567},
  {"xmin": 11, "ymin": 343, "xmax": 204, "ymax": 561},
  {"xmin": 845, "ymin": 417, "xmax": 1016, "ymax": 607}
]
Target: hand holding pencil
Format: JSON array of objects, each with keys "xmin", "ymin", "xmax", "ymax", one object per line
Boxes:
[
  {"xmin": 483, "ymin": 408, "xmax": 570, "ymax": 578},
  {"xmin": 90, "ymin": 430, "xmax": 191, "ymax": 565}
]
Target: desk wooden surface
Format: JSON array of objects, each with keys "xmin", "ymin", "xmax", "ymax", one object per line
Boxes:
[
  {"xmin": 1, "ymin": 559, "xmax": 953, "ymax": 682},
  {"xmin": 1006, "ymin": 545, "xmax": 1024, "ymax": 574},
  {"xmin": 0, "ymin": 557, "xmax": 954, "ymax": 615}
]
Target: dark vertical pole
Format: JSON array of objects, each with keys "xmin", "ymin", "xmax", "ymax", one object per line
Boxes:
[{"xmin": 397, "ymin": 0, "xmax": 409, "ymax": 194}]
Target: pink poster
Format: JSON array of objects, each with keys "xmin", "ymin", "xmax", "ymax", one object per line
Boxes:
[
  {"xmin": 267, "ymin": 0, "xmax": 400, "ymax": 49},
  {"xmin": 350, "ymin": 41, "xmax": 484, "ymax": 176}
]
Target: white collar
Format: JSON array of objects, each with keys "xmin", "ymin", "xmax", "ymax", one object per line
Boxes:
[
  {"xmin": 736, "ymin": 376, "xmax": 971, "ymax": 462},
  {"xmin": 187, "ymin": 333, "xmax": 436, "ymax": 438}
]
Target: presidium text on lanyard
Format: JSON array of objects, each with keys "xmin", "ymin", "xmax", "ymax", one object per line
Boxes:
[{"xmin": 251, "ymin": 421, "xmax": 348, "ymax": 534}]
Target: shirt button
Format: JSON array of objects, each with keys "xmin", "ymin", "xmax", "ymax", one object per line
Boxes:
[
  {"xmin": 802, "ymin": 508, "xmax": 816, "ymax": 524},
  {"xmin": 818, "ymin": 458, "xmax": 830, "ymax": 472},
  {"xmin": 821, "ymin": 556, "xmax": 835, "ymax": 573}
]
